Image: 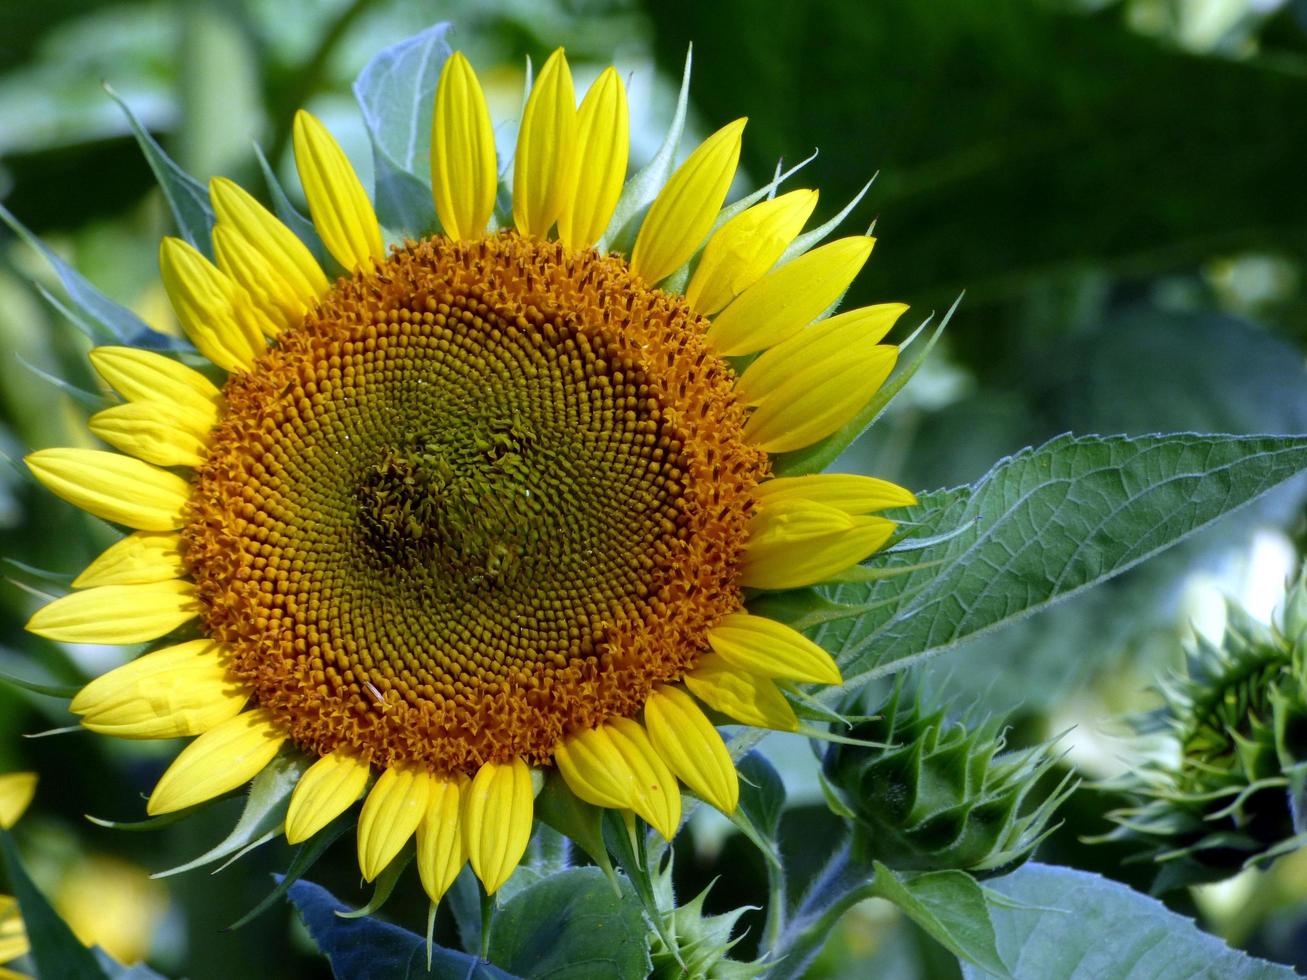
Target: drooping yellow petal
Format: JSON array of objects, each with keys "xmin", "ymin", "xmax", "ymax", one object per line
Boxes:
[
  {"xmin": 463, "ymin": 758, "xmax": 534, "ymax": 895},
  {"xmin": 706, "ymin": 236, "xmax": 875, "ymax": 356},
  {"xmin": 416, "ymin": 775, "xmax": 467, "ymax": 905},
  {"xmin": 147, "ymin": 709, "xmax": 285, "ymax": 815},
  {"xmin": 210, "ymin": 175, "xmax": 329, "ymax": 327},
  {"xmin": 285, "ymin": 750, "xmax": 371, "ymax": 845},
  {"xmin": 70, "ymin": 639, "xmax": 246, "ymax": 739},
  {"xmin": 73, "ymin": 532, "xmax": 186, "ymax": 588},
  {"xmin": 431, "ymin": 52, "xmax": 498, "ymax": 241},
  {"xmin": 554, "ymin": 724, "xmax": 638, "ymax": 810},
  {"xmin": 605, "ymin": 717, "xmax": 681, "ymax": 840},
  {"xmin": 734, "ymin": 302, "xmax": 907, "ymax": 404},
  {"xmin": 742, "ymin": 499, "xmax": 896, "ymax": 591},
  {"xmin": 158, "ymin": 236, "xmax": 269, "ymax": 372},
  {"xmin": 630, "ymin": 118, "xmax": 747, "ymax": 285},
  {"xmin": 26, "ymin": 449, "xmax": 190, "ymax": 531},
  {"xmin": 684, "ymin": 656, "xmax": 799, "ymax": 732},
  {"xmin": 512, "ymin": 48, "xmax": 577, "ymax": 237},
  {"xmin": 753, "ymin": 474, "xmax": 917, "ymax": 516},
  {"xmin": 27, "ymin": 580, "xmax": 199, "ymax": 644},
  {"xmin": 89, "ymin": 401, "xmax": 211, "ymax": 468},
  {"xmin": 557, "ymin": 67, "xmax": 628, "ymax": 250},
  {"xmin": 292, "ymin": 110, "xmax": 385, "ymax": 273},
  {"xmin": 685, "ymin": 189, "xmax": 818, "ymax": 315},
  {"xmin": 643, "ymin": 686, "xmax": 738, "ymax": 814},
  {"xmin": 356, "ymin": 766, "xmax": 431, "ymax": 881},
  {"xmin": 87, "ymin": 346, "xmax": 221, "ymax": 419},
  {"xmin": 0, "ymin": 773, "xmax": 37, "ymax": 829},
  {"xmin": 707, "ymin": 612, "xmax": 841, "ymax": 685}
]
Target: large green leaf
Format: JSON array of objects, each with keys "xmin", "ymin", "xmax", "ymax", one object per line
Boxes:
[{"xmin": 764, "ymin": 433, "xmax": 1307, "ymax": 682}]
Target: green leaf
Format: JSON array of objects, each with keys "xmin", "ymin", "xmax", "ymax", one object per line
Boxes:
[
  {"xmin": 534, "ymin": 771, "xmax": 616, "ymax": 886},
  {"xmin": 962, "ymin": 863, "xmax": 1298, "ymax": 979},
  {"xmin": 227, "ymin": 812, "xmax": 352, "ymax": 930},
  {"xmin": 489, "ymin": 867, "xmax": 652, "ymax": 980},
  {"xmin": 801, "ymin": 433, "xmax": 1307, "ymax": 683}
]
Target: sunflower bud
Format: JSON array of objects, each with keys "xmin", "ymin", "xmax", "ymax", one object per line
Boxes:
[
  {"xmin": 821, "ymin": 684, "xmax": 1071, "ymax": 876},
  {"xmin": 646, "ymin": 872, "xmax": 763, "ymax": 980}
]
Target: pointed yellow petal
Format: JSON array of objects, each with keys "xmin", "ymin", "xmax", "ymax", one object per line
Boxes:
[
  {"xmin": 684, "ymin": 656, "xmax": 799, "ymax": 732},
  {"xmin": 356, "ymin": 766, "xmax": 431, "ymax": 881},
  {"xmin": 147, "ymin": 709, "xmax": 285, "ymax": 815},
  {"xmin": 158, "ymin": 236, "xmax": 269, "ymax": 372},
  {"xmin": 686, "ymin": 189, "xmax": 818, "ymax": 315},
  {"xmin": 285, "ymin": 750, "xmax": 371, "ymax": 845},
  {"xmin": 26, "ymin": 448, "xmax": 189, "ymax": 531},
  {"xmin": 27, "ymin": 580, "xmax": 198, "ymax": 644},
  {"xmin": 604, "ymin": 717, "xmax": 681, "ymax": 840},
  {"xmin": 753, "ymin": 474, "xmax": 917, "ymax": 516},
  {"xmin": 707, "ymin": 612, "xmax": 841, "ymax": 685},
  {"xmin": 706, "ymin": 236, "xmax": 875, "ymax": 356},
  {"xmin": 463, "ymin": 758, "xmax": 533, "ymax": 894},
  {"xmin": 70, "ymin": 639, "xmax": 246, "ymax": 739},
  {"xmin": 210, "ymin": 176, "xmax": 329, "ymax": 327},
  {"xmin": 73, "ymin": 532, "xmax": 186, "ymax": 588},
  {"xmin": 431, "ymin": 52, "xmax": 498, "ymax": 241},
  {"xmin": 735, "ymin": 302, "xmax": 907, "ymax": 405},
  {"xmin": 0, "ymin": 774, "xmax": 37, "ymax": 829},
  {"xmin": 88, "ymin": 346, "xmax": 221, "ymax": 419},
  {"xmin": 630, "ymin": 119, "xmax": 747, "ymax": 285},
  {"xmin": 512, "ymin": 48, "xmax": 577, "ymax": 237},
  {"xmin": 643, "ymin": 686, "xmax": 738, "ymax": 814},
  {"xmin": 742, "ymin": 499, "xmax": 896, "ymax": 591},
  {"xmin": 554, "ymin": 725, "xmax": 638, "ymax": 810},
  {"xmin": 89, "ymin": 401, "xmax": 211, "ymax": 468},
  {"xmin": 292, "ymin": 110, "xmax": 385, "ymax": 273},
  {"xmin": 557, "ymin": 67, "xmax": 628, "ymax": 250},
  {"xmin": 416, "ymin": 775, "xmax": 467, "ymax": 905}
]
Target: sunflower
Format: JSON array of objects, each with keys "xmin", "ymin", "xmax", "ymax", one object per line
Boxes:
[
  {"xmin": 23, "ymin": 48, "xmax": 913, "ymax": 902},
  {"xmin": 0, "ymin": 772, "xmax": 37, "ymax": 980}
]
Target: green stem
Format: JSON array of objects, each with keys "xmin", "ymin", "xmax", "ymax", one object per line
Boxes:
[{"xmin": 479, "ymin": 886, "xmax": 495, "ymax": 962}]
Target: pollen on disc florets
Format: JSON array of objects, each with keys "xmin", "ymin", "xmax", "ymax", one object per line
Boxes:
[{"xmin": 182, "ymin": 231, "xmax": 769, "ymax": 775}]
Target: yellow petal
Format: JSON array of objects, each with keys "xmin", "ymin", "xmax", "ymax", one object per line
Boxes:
[
  {"xmin": 735, "ymin": 302, "xmax": 907, "ymax": 404},
  {"xmin": 512, "ymin": 48, "xmax": 577, "ymax": 237},
  {"xmin": 147, "ymin": 709, "xmax": 285, "ymax": 815},
  {"xmin": 27, "ymin": 580, "xmax": 198, "ymax": 645},
  {"xmin": 742, "ymin": 499, "xmax": 896, "ymax": 591},
  {"xmin": 753, "ymin": 474, "xmax": 917, "ymax": 516},
  {"xmin": 630, "ymin": 119, "xmax": 747, "ymax": 285},
  {"xmin": 210, "ymin": 176, "xmax": 329, "ymax": 326},
  {"xmin": 89, "ymin": 401, "xmax": 211, "ymax": 468},
  {"xmin": 707, "ymin": 612, "xmax": 841, "ymax": 685},
  {"xmin": 706, "ymin": 236, "xmax": 875, "ymax": 356},
  {"xmin": 416, "ymin": 775, "xmax": 467, "ymax": 905},
  {"xmin": 643, "ymin": 686, "xmax": 738, "ymax": 814},
  {"xmin": 87, "ymin": 347, "xmax": 221, "ymax": 419},
  {"xmin": 0, "ymin": 893, "xmax": 28, "ymax": 964},
  {"xmin": 554, "ymin": 725, "xmax": 638, "ymax": 811},
  {"xmin": 26, "ymin": 448, "xmax": 190, "ymax": 531},
  {"xmin": 604, "ymin": 717, "xmax": 681, "ymax": 840},
  {"xmin": 73, "ymin": 531, "xmax": 186, "ymax": 588},
  {"xmin": 70, "ymin": 639, "xmax": 246, "ymax": 739},
  {"xmin": 463, "ymin": 758, "xmax": 534, "ymax": 895},
  {"xmin": 684, "ymin": 655, "xmax": 799, "ymax": 732},
  {"xmin": 686, "ymin": 189, "xmax": 818, "ymax": 315},
  {"xmin": 292, "ymin": 110, "xmax": 385, "ymax": 273},
  {"xmin": 0, "ymin": 773, "xmax": 37, "ymax": 829},
  {"xmin": 158, "ymin": 236, "xmax": 269, "ymax": 372},
  {"xmin": 431, "ymin": 52, "xmax": 498, "ymax": 241},
  {"xmin": 285, "ymin": 750, "xmax": 371, "ymax": 845},
  {"xmin": 557, "ymin": 67, "xmax": 628, "ymax": 250},
  {"xmin": 356, "ymin": 766, "xmax": 431, "ymax": 881}
]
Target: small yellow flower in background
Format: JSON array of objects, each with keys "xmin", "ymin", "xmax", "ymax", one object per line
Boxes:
[
  {"xmin": 54, "ymin": 855, "xmax": 167, "ymax": 966},
  {"xmin": 0, "ymin": 776, "xmax": 35, "ymax": 833},
  {"xmin": 0, "ymin": 773, "xmax": 35, "ymax": 979},
  {"xmin": 22, "ymin": 44, "xmax": 913, "ymax": 904}
]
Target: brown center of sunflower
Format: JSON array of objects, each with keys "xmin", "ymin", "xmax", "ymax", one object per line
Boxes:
[{"xmin": 183, "ymin": 232, "xmax": 768, "ymax": 775}]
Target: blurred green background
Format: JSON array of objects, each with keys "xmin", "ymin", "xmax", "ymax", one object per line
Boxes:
[{"xmin": 0, "ymin": 0, "xmax": 1304, "ymax": 976}]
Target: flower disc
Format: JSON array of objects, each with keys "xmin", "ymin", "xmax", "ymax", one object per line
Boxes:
[{"xmin": 184, "ymin": 232, "xmax": 768, "ymax": 774}]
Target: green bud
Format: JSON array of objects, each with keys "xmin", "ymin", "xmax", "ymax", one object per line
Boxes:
[
  {"xmin": 648, "ymin": 864, "xmax": 764, "ymax": 980},
  {"xmin": 821, "ymin": 682, "xmax": 1072, "ymax": 877}
]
